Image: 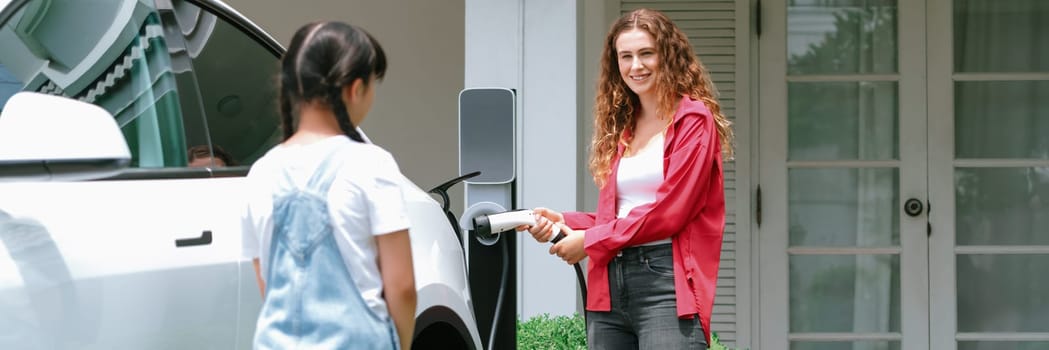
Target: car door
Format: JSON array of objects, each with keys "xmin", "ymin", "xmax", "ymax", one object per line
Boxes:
[
  {"xmin": 0, "ymin": 0, "xmax": 257, "ymax": 348},
  {"xmin": 156, "ymin": 0, "xmax": 287, "ymax": 345}
]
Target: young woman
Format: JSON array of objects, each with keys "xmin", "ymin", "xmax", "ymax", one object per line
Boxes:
[
  {"xmin": 524, "ymin": 8, "xmax": 733, "ymax": 349},
  {"xmin": 241, "ymin": 21, "xmax": 415, "ymax": 349}
]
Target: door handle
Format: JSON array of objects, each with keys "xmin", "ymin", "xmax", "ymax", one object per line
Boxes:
[
  {"xmin": 175, "ymin": 230, "xmax": 213, "ymax": 247},
  {"xmin": 904, "ymin": 198, "xmax": 924, "ymax": 217}
]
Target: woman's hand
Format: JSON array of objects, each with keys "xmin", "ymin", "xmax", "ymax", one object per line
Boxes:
[
  {"xmin": 515, "ymin": 207, "xmax": 565, "ymax": 243},
  {"xmin": 549, "ymin": 226, "xmax": 586, "ymax": 265}
]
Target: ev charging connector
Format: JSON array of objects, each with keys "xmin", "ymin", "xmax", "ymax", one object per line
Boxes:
[
  {"xmin": 471, "ymin": 209, "xmax": 562, "ymax": 246},
  {"xmin": 467, "ymin": 208, "xmax": 586, "ymax": 316}
]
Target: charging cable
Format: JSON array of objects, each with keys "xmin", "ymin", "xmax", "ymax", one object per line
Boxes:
[{"xmin": 472, "ymin": 210, "xmax": 588, "ymax": 350}]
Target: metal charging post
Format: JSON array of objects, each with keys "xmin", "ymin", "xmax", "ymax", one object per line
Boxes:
[{"xmin": 458, "ymin": 87, "xmax": 517, "ymax": 350}]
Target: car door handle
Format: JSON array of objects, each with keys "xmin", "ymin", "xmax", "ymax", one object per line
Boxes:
[{"xmin": 175, "ymin": 230, "xmax": 213, "ymax": 247}]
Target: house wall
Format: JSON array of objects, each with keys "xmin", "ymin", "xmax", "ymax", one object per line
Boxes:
[
  {"xmin": 231, "ymin": 0, "xmax": 588, "ymax": 322},
  {"xmin": 224, "ymin": 0, "xmax": 466, "ymax": 218},
  {"xmin": 463, "ymin": 0, "xmax": 587, "ymax": 321}
]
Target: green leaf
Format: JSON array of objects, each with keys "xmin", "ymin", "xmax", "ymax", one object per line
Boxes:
[{"xmin": 710, "ymin": 331, "xmax": 749, "ymax": 350}]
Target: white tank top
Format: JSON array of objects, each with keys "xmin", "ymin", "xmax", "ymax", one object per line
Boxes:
[{"xmin": 616, "ymin": 132, "xmax": 671, "ymax": 246}]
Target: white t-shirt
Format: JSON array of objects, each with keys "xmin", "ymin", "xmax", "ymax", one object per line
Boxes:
[
  {"xmin": 241, "ymin": 135, "xmax": 410, "ymax": 319},
  {"xmin": 617, "ymin": 132, "xmax": 670, "ymax": 246}
]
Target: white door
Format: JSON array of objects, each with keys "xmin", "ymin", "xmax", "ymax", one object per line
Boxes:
[
  {"xmin": 758, "ymin": 0, "xmax": 928, "ymax": 349},
  {"xmin": 0, "ymin": 180, "xmax": 242, "ymax": 349},
  {"xmin": 927, "ymin": 0, "xmax": 1049, "ymax": 349},
  {"xmin": 760, "ymin": 0, "xmax": 1049, "ymax": 349}
]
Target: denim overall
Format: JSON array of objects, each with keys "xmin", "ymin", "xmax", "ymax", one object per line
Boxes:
[{"xmin": 254, "ymin": 145, "xmax": 399, "ymax": 350}]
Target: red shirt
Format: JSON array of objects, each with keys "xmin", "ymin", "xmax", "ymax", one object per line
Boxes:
[{"xmin": 564, "ymin": 95, "xmax": 725, "ymax": 345}]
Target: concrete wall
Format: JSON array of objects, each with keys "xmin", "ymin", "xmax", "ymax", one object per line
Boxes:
[
  {"xmin": 225, "ymin": 0, "xmax": 466, "ymax": 217},
  {"xmin": 462, "ymin": 0, "xmax": 616, "ymax": 319},
  {"xmin": 463, "ymin": 0, "xmax": 587, "ymax": 320},
  {"xmin": 518, "ymin": 0, "xmax": 582, "ymax": 319}
]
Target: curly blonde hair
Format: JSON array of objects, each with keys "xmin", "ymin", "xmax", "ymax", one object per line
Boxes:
[{"xmin": 590, "ymin": 8, "xmax": 733, "ymax": 187}]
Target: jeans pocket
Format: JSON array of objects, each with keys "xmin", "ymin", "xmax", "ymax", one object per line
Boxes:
[{"xmin": 643, "ymin": 255, "xmax": 675, "ymax": 278}]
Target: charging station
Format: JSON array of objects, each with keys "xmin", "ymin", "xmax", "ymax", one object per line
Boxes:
[
  {"xmin": 460, "ymin": 1, "xmax": 583, "ymax": 349},
  {"xmin": 458, "ymin": 87, "xmax": 517, "ymax": 350}
]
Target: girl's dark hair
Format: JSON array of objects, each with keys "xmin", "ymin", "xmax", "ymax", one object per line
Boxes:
[{"xmin": 278, "ymin": 21, "xmax": 387, "ymax": 142}]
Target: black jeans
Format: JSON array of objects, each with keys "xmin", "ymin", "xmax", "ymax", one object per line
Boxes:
[{"xmin": 586, "ymin": 243, "xmax": 707, "ymax": 350}]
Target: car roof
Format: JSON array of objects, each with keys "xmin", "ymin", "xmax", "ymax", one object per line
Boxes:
[{"xmin": 0, "ymin": 0, "xmax": 282, "ymax": 56}]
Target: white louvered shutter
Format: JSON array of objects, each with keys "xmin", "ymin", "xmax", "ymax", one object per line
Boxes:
[{"xmin": 620, "ymin": 0, "xmax": 741, "ymax": 346}]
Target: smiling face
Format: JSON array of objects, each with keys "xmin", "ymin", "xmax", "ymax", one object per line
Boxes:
[{"xmin": 615, "ymin": 29, "xmax": 660, "ymax": 100}]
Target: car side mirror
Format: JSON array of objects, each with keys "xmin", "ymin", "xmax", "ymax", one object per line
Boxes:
[{"xmin": 0, "ymin": 92, "xmax": 131, "ymax": 181}]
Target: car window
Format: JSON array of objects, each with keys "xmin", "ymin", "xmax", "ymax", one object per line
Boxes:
[
  {"xmin": 0, "ymin": 0, "xmax": 281, "ymax": 172},
  {"xmin": 159, "ymin": 0, "xmax": 281, "ymax": 168}
]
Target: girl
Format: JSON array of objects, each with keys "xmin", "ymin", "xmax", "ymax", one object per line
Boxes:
[
  {"xmin": 241, "ymin": 21, "xmax": 415, "ymax": 349},
  {"xmin": 524, "ymin": 8, "xmax": 733, "ymax": 350}
]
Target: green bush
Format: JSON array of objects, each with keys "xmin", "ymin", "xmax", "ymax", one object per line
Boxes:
[
  {"xmin": 517, "ymin": 313, "xmax": 587, "ymax": 350},
  {"xmin": 516, "ymin": 313, "xmax": 746, "ymax": 350}
]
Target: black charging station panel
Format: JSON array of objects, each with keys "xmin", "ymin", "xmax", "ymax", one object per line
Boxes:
[
  {"xmin": 459, "ymin": 88, "xmax": 515, "ymax": 184},
  {"xmin": 459, "ymin": 87, "xmax": 518, "ymax": 349},
  {"xmin": 469, "ymin": 223, "xmax": 516, "ymax": 350}
]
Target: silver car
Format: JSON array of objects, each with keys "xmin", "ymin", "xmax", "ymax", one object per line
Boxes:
[{"xmin": 0, "ymin": 0, "xmax": 481, "ymax": 348}]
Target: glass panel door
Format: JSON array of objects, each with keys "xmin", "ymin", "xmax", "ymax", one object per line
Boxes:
[
  {"xmin": 761, "ymin": 0, "xmax": 929, "ymax": 349},
  {"xmin": 928, "ymin": 1, "xmax": 1049, "ymax": 349}
]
